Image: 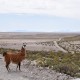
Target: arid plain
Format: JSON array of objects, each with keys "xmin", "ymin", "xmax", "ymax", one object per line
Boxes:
[
  {"xmin": 0, "ymin": 32, "xmax": 79, "ymax": 52},
  {"xmin": 0, "ymin": 32, "xmax": 80, "ymax": 80}
]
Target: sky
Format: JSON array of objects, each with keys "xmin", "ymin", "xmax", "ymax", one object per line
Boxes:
[{"xmin": 0, "ymin": 0, "xmax": 80, "ymax": 32}]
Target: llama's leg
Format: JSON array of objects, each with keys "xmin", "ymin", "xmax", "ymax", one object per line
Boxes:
[
  {"xmin": 16, "ymin": 64, "xmax": 19, "ymax": 71},
  {"xmin": 18, "ymin": 62, "xmax": 21, "ymax": 71},
  {"xmin": 6, "ymin": 62, "xmax": 10, "ymax": 72}
]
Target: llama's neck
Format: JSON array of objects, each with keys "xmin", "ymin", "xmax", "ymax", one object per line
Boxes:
[{"xmin": 20, "ymin": 46, "xmax": 26, "ymax": 56}]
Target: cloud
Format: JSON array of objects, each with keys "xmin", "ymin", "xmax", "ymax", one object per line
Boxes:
[{"xmin": 0, "ymin": 0, "xmax": 80, "ymax": 18}]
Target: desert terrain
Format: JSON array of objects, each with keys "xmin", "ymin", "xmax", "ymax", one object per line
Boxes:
[
  {"xmin": 0, "ymin": 32, "xmax": 80, "ymax": 80},
  {"xmin": 0, "ymin": 32, "xmax": 79, "ymax": 52}
]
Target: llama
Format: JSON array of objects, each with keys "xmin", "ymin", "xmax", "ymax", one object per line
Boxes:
[{"xmin": 3, "ymin": 43, "xmax": 26, "ymax": 72}]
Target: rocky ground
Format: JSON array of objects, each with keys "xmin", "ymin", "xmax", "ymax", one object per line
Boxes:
[
  {"xmin": 58, "ymin": 41, "xmax": 80, "ymax": 53},
  {"xmin": 0, "ymin": 54, "xmax": 78, "ymax": 80}
]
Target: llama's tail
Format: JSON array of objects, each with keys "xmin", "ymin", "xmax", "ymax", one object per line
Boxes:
[{"xmin": 3, "ymin": 52, "xmax": 7, "ymax": 56}]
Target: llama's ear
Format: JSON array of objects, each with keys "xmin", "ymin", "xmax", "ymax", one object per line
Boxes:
[
  {"xmin": 23, "ymin": 42, "xmax": 26, "ymax": 45},
  {"xmin": 23, "ymin": 42, "xmax": 27, "ymax": 46},
  {"xmin": 25, "ymin": 42, "xmax": 27, "ymax": 44}
]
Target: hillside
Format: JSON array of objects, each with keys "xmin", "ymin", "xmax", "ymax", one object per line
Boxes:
[{"xmin": 62, "ymin": 35, "xmax": 80, "ymax": 41}]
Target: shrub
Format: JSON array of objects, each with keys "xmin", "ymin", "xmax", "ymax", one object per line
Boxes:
[
  {"xmin": 52, "ymin": 63, "xmax": 79, "ymax": 77},
  {"xmin": 1, "ymin": 48, "xmax": 80, "ymax": 77}
]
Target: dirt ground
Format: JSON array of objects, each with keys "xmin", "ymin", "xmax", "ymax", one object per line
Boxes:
[{"xmin": 0, "ymin": 54, "xmax": 75, "ymax": 80}]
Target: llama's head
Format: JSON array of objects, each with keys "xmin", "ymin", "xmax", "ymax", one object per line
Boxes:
[
  {"xmin": 22, "ymin": 43, "xmax": 27, "ymax": 48},
  {"xmin": 21, "ymin": 43, "xmax": 27, "ymax": 53}
]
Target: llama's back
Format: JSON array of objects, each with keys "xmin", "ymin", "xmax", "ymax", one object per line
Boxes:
[{"xmin": 3, "ymin": 50, "xmax": 25, "ymax": 64}]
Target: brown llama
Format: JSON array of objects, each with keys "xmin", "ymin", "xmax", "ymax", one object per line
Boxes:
[{"xmin": 3, "ymin": 43, "xmax": 26, "ymax": 72}]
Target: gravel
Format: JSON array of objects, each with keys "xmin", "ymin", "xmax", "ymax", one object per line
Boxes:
[{"xmin": 0, "ymin": 54, "xmax": 75, "ymax": 80}]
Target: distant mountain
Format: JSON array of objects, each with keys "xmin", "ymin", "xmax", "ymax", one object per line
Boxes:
[{"xmin": 0, "ymin": 32, "xmax": 79, "ymax": 39}]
